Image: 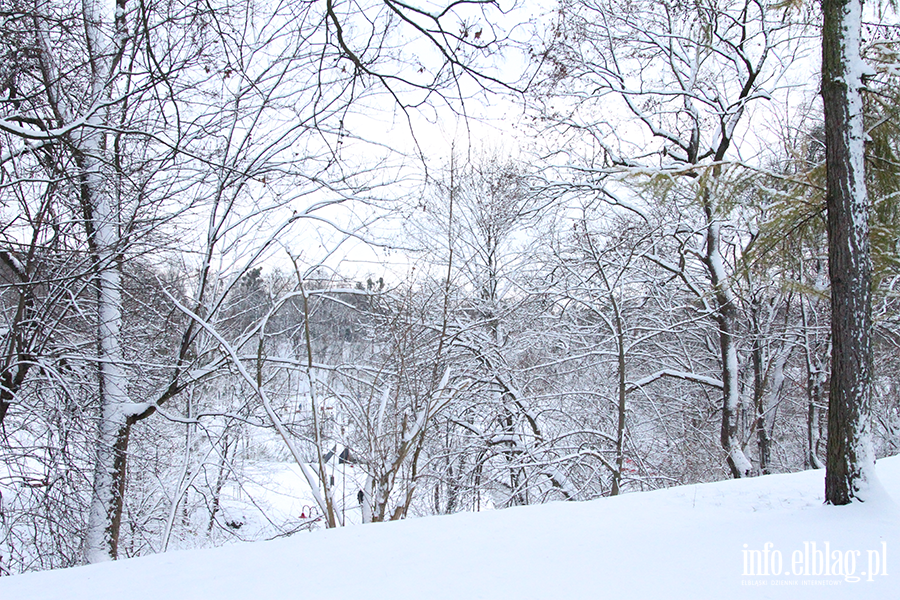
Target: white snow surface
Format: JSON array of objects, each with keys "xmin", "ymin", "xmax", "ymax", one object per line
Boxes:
[{"xmin": 5, "ymin": 457, "xmax": 900, "ymax": 599}]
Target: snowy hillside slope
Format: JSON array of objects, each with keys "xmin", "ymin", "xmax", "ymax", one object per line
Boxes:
[{"xmin": 3, "ymin": 457, "xmax": 899, "ymax": 599}]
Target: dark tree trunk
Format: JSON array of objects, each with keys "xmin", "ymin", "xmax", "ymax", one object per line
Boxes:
[
  {"xmin": 611, "ymin": 290, "xmax": 627, "ymax": 496},
  {"xmin": 751, "ymin": 337, "xmax": 770, "ymax": 475},
  {"xmin": 822, "ymin": 0, "xmax": 876, "ymax": 504}
]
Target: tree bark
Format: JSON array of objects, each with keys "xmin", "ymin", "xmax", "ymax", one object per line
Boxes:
[
  {"xmin": 82, "ymin": 121, "xmax": 134, "ymax": 563},
  {"xmin": 822, "ymin": 0, "xmax": 876, "ymax": 504},
  {"xmin": 81, "ymin": 0, "xmax": 134, "ymax": 562},
  {"xmin": 610, "ymin": 288, "xmax": 627, "ymax": 496},
  {"xmin": 704, "ymin": 218, "xmax": 753, "ymax": 478},
  {"xmin": 800, "ymin": 295, "xmax": 826, "ymax": 470},
  {"xmin": 751, "ymin": 321, "xmax": 770, "ymax": 475}
]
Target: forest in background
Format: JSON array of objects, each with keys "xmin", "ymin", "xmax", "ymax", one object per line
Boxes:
[{"xmin": 0, "ymin": 0, "xmax": 898, "ymax": 574}]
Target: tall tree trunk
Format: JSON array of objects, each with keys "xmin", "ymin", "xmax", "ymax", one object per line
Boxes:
[
  {"xmin": 705, "ymin": 219, "xmax": 753, "ymax": 478},
  {"xmin": 749, "ymin": 298, "xmax": 770, "ymax": 475},
  {"xmin": 800, "ymin": 296, "xmax": 826, "ymax": 470},
  {"xmin": 82, "ymin": 118, "xmax": 134, "ymax": 563},
  {"xmin": 81, "ymin": 0, "xmax": 133, "ymax": 562},
  {"xmin": 822, "ymin": 0, "xmax": 876, "ymax": 504},
  {"xmin": 610, "ymin": 289, "xmax": 627, "ymax": 496}
]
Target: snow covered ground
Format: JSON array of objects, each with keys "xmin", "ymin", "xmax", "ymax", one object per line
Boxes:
[{"xmin": 3, "ymin": 457, "xmax": 899, "ymax": 599}]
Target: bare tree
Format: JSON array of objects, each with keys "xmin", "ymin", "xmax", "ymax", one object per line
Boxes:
[
  {"xmin": 534, "ymin": 0, "xmax": 811, "ymax": 477},
  {"xmin": 0, "ymin": 0, "xmax": 521, "ymax": 568}
]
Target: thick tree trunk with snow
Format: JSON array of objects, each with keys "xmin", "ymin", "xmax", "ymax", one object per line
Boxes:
[
  {"xmin": 85, "ymin": 413, "xmax": 132, "ymax": 562},
  {"xmin": 822, "ymin": 0, "xmax": 876, "ymax": 504},
  {"xmin": 82, "ymin": 176, "xmax": 134, "ymax": 562},
  {"xmin": 705, "ymin": 220, "xmax": 752, "ymax": 478},
  {"xmin": 80, "ymin": 0, "xmax": 135, "ymax": 562},
  {"xmin": 82, "ymin": 120, "xmax": 134, "ymax": 564}
]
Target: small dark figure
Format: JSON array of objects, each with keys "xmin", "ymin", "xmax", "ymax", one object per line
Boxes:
[{"xmin": 357, "ymin": 489, "xmax": 365, "ymax": 504}]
